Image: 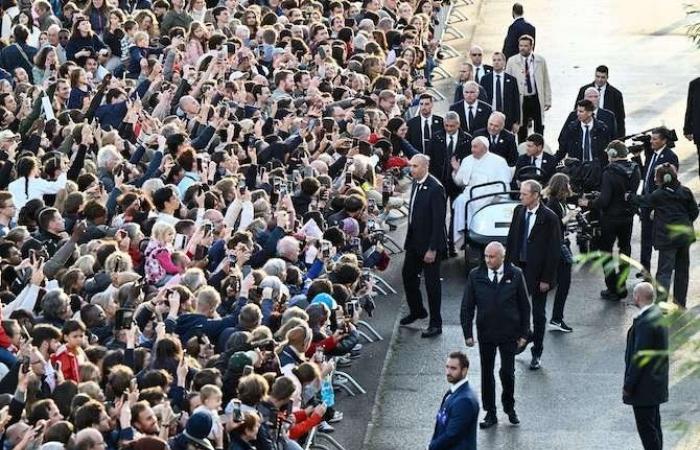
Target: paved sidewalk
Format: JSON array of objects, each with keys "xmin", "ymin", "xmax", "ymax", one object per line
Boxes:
[{"xmin": 366, "ymin": 1, "xmax": 700, "ymax": 449}]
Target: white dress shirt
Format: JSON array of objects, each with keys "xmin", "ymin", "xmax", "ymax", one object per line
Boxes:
[
  {"xmin": 596, "ymin": 84, "xmax": 607, "ymax": 109},
  {"xmin": 8, "ymin": 173, "xmax": 67, "ymax": 219},
  {"xmin": 489, "ymin": 263, "xmax": 504, "ymax": 283},
  {"xmin": 525, "ymin": 203, "xmax": 539, "ymax": 237},
  {"xmin": 463, "ymin": 101, "xmax": 477, "ymax": 129},
  {"xmin": 450, "ymin": 376, "xmax": 469, "ymax": 393}
]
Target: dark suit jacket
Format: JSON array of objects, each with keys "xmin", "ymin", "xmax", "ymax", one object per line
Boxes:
[
  {"xmin": 632, "ymin": 146, "xmax": 679, "ymax": 194},
  {"xmin": 576, "ymin": 82, "xmax": 626, "ymax": 137},
  {"xmin": 479, "ymin": 72, "xmax": 521, "ymax": 129},
  {"xmin": 472, "ymin": 64, "xmax": 493, "ymax": 84},
  {"xmin": 429, "ymin": 381, "xmax": 479, "ymax": 450},
  {"xmin": 449, "ymin": 100, "xmax": 492, "ymax": 135},
  {"xmin": 426, "ymin": 130, "xmax": 472, "ymax": 198},
  {"xmin": 502, "ymin": 17, "xmax": 536, "ymax": 59},
  {"xmin": 505, "ymin": 203, "xmax": 561, "ymax": 292},
  {"xmin": 560, "ymin": 108, "xmax": 617, "ymax": 140},
  {"xmin": 511, "ymin": 152, "xmax": 557, "ymax": 188},
  {"xmin": 623, "ymin": 304, "xmax": 669, "ymax": 407},
  {"xmin": 406, "ymin": 114, "xmax": 444, "ymax": 154},
  {"xmin": 556, "ymin": 118, "xmax": 612, "ymax": 163},
  {"xmin": 461, "ymin": 263, "xmax": 531, "ymax": 344},
  {"xmin": 474, "ymin": 128, "xmax": 518, "ymax": 166},
  {"xmin": 453, "ymin": 83, "xmax": 488, "ymax": 105},
  {"xmin": 405, "ymin": 174, "xmax": 447, "ymax": 256},
  {"xmin": 683, "ymin": 77, "xmax": 700, "ymax": 144}
]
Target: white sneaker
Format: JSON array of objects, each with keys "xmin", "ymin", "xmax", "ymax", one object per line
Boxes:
[{"xmin": 318, "ymin": 421, "xmax": 335, "ymax": 433}]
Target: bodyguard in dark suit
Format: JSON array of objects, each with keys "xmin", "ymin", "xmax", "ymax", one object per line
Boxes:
[
  {"xmin": 426, "ymin": 112, "xmax": 472, "ymax": 255},
  {"xmin": 502, "ymin": 3, "xmax": 536, "ymax": 59},
  {"xmin": 401, "ymin": 154, "xmax": 447, "ymax": 338},
  {"xmin": 505, "ymin": 180, "xmax": 560, "ymax": 370},
  {"xmin": 454, "ymin": 63, "xmax": 489, "ymax": 104},
  {"xmin": 556, "ymin": 100, "xmax": 612, "ymax": 163},
  {"xmin": 469, "ymin": 45, "xmax": 493, "ymax": 83},
  {"xmin": 576, "ymin": 65, "xmax": 626, "ymax": 137},
  {"xmin": 406, "ymin": 93, "xmax": 444, "ymax": 154},
  {"xmin": 560, "ymin": 106, "xmax": 616, "ymax": 142},
  {"xmin": 683, "ymin": 76, "xmax": 700, "ymax": 176},
  {"xmin": 429, "ymin": 352, "xmax": 479, "ymax": 450},
  {"xmin": 462, "ymin": 242, "xmax": 530, "ymax": 429},
  {"xmin": 480, "ymin": 52, "xmax": 521, "ymax": 131},
  {"xmin": 450, "ymin": 81, "xmax": 492, "ymax": 135},
  {"xmin": 623, "ymin": 282, "xmax": 668, "ymax": 450},
  {"xmin": 474, "ymin": 112, "xmax": 518, "ymax": 166},
  {"xmin": 630, "ymin": 127, "xmax": 679, "ymax": 272},
  {"xmin": 512, "ymin": 133, "xmax": 556, "ymax": 188}
]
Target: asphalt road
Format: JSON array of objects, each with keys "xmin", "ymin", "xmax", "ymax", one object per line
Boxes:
[{"xmin": 329, "ymin": 1, "xmax": 700, "ymax": 449}]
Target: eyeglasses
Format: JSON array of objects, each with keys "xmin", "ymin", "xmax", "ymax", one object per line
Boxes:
[{"xmin": 471, "ymin": 53, "xmax": 482, "ymax": 56}]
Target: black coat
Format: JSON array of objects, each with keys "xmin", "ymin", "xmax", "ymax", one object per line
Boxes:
[
  {"xmin": 591, "ymin": 160, "xmax": 641, "ymax": 222},
  {"xmin": 461, "ymin": 263, "xmax": 531, "ymax": 344},
  {"xmin": 684, "ymin": 77, "xmax": 700, "ymax": 144},
  {"xmin": 479, "ymin": 72, "xmax": 521, "ymax": 129},
  {"xmin": 630, "ymin": 182, "xmax": 698, "ymax": 250},
  {"xmin": 505, "ymin": 203, "xmax": 561, "ymax": 292},
  {"xmin": 426, "ymin": 130, "xmax": 472, "ymax": 198},
  {"xmin": 556, "ymin": 118, "xmax": 612, "ymax": 163},
  {"xmin": 623, "ymin": 304, "xmax": 668, "ymax": 407},
  {"xmin": 502, "ymin": 17, "xmax": 536, "ymax": 59},
  {"xmin": 404, "ymin": 174, "xmax": 447, "ymax": 256},
  {"xmin": 449, "ymin": 100, "xmax": 492, "ymax": 135},
  {"xmin": 560, "ymin": 108, "xmax": 617, "ymax": 141},
  {"xmin": 406, "ymin": 114, "xmax": 444, "ymax": 154},
  {"xmin": 512, "ymin": 152, "xmax": 557, "ymax": 188},
  {"xmin": 453, "ymin": 83, "xmax": 488, "ymax": 104},
  {"xmin": 576, "ymin": 82, "xmax": 626, "ymax": 137},
  {"xmin": 473, "ymin": 128, "xmax": 518, "ymax": 166},
  {"xmin": 632, "ymin": 146, "xmax": 679, "ymax": 194}
]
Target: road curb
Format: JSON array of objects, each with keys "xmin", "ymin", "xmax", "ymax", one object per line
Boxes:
[{"xmin": 360, "ymin": 2, "xmax": 485, "ymax": 448}]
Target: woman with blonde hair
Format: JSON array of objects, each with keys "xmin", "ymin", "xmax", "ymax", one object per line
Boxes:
[{"xmin": 184, "ymin": 21, "xmax": 208, "ymax": 66}]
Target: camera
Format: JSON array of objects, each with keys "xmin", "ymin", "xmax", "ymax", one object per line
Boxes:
[{"xmin": 115, "ymin": 308, "xmax": 135, "ymax": 330}]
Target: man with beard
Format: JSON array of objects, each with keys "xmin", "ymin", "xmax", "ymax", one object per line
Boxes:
[{"xmin": 429, "ymin": 352, "xmax": 479, "ymax": 450}]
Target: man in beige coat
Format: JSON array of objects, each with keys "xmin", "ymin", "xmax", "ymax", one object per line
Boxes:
[{"xmin": 505, "ymin": 34, "xmax": 552, "ymax": 142}]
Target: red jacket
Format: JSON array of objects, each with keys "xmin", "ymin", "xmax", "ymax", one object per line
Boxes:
[
  {"xmin": 50, "ymin": 345, "xmax": 80, "ymax": 382},
  {"xmin": 288, "ymin": 410, "xmax": 323, "ymax": 440}
]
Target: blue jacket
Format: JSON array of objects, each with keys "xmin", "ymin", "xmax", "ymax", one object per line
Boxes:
[
  {"xmin": 0, "ymin": 43, "xmax": 37, "ymax": 81},
  {"xmin": 94, "ymin": 79, "xmax": 151, "ymax": 130},
  {"xmin": 65, "ymin": 34, "xmax": 106, "ymax": 60},
  {"xmin": 429, "ymin": 381, "xmax": 479, "ymax": 450}
]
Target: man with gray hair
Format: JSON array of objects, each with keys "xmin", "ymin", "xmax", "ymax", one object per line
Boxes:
[
  {"xmin": 451, "ymin": 136, "xmax": 511, "ymax": 244},
  {"xmin": 450, "ymin": 81, "xmax": 493, "ymax": 134},
  {"xmin": 623, "ymin": 282, "xmax": 668, "ymax": 450},
  {"xmin": 560, "ymin": 86, "xmax": 618, "ymax": 138},
  {"xmin": 461, "ymin": 241, "xmax": 530, "ymax": 428},
  {"xmin": 505, "ymin": 179, "xmax": 561, "ymax": 370}
]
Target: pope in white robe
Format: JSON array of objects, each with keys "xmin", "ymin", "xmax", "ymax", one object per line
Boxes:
[{"xmin": 451, "ymin": 136, "xmax": 512, "ymax": 242}]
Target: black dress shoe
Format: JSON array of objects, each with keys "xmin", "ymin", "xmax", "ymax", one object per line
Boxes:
[
  {"xmin": 505, "ymin": 410, "xmax": 520, "ymax": 425},
  {"xmin": 420, "ymin": 327, "xmax": 442, "ymax": 338},
  {"xmin": 600, "ymin": 289, "xmax": 621, "ymax": 301},
  {"xmin": 448, "ymin": 250, "xmax": 458, "ymax": 258},
  {"xmin": 399, "ymin": 312, "xmax": 428, "ymax": 326},
  {"xmin": 479, "ymin": 414, "xmax": 498, "ymax": 429},
  {"xmin": 529, "ymin": 355, "xmax": 541, "ymax": 370}
]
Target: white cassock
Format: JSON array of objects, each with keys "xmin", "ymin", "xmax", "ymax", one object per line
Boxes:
[{"xmin": 452, "ymin": 152, "xmax": 512, "ymax": 239}]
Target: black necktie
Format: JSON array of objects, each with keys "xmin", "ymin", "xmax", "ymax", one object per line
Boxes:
[
  {"xmin": 519, "ymin": 211, "xmax": 532, "ymax": 262},
  {"xmin": 475, "ymin": 67, "xmax": 481, "ymax": 83},
  {"xmin": 409, "ymin": 182, "xmax": 421, "ymax": 223},
  {"xmin": 495, "ymin": 74, "xmax": 503, "ymax": 112},
  {"xmin": 448, "ymin": 135, "xmax": 455, "ymax": 156},
  {"xmin": 583, "ymin": 125, "xmax": 591, "ymax": 161},
  {"xmin": 467, "ymin": 106, "xmax": 474, "ymax": 131},
  {"xmin": 423, "ymin": 119, "xmax": 430, "ymax": 153},
  {"xmin": 491, "ymin": 135, "xmax": 496, "ymax": 146},
  {"xmin": 524, "ymin": 57, "xmax": 533, "ymax": 94},
  {"xmin": 491, "ymin": 270, "xmax": 498, "ymax": 285}
]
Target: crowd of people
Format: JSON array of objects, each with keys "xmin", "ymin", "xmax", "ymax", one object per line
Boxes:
[{"xmin": 0, "ymin": 0, "xmax": 467, "ymax": 449}]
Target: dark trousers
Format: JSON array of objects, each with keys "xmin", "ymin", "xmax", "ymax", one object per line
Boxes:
[
  {"xmin": 640, "ymin": 208, "xmax": 653, "ymax": 271},
  {"xmin": 633, "ymin": 405, "xmax": 662, "ymax": 450},
  {"xmin": 402, "ymin": 247, "xmax": 442, "ymax": 328},
  {"xmin": 552, "ymin": 257, "xmax": 571, "ymax": 322},
  {"xmin": 599, "ymin": 219, "xmax": 633, "ymax": 294},
  {"xmin": 446, "ymin": 195, "xmax": 457, "ymax": 253},
  {"xmin": 518, "ymin": 262, "xmax": 548, "ymax": 357},
  {"xmin": 695, "ymin": 141, "xmax": 700, "ymax": 177},
  {"xmin": 518, "ymin": 94, "xmax": 544, "ymax": 142},
  {"xmin": 479, "ymin": 341, "xmax": 516, "ymax": 414},
  {"xmin": 656, "ymin": 245, "xmax": 690, "ymax": 307}
]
